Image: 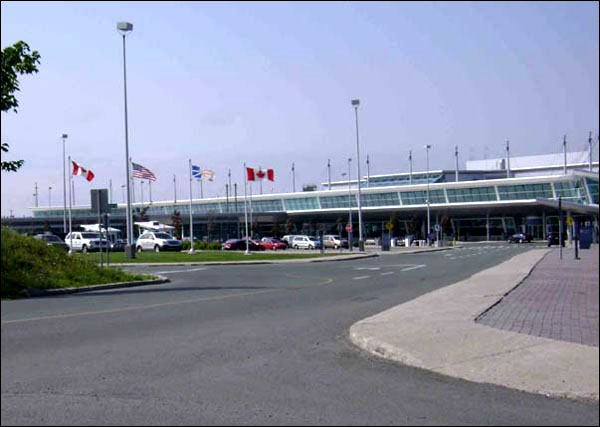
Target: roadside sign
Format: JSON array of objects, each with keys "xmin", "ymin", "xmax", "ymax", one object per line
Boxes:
[
  {"xmin": 346, "ymin": 224, "xmax": 352, "ymax": 232},
  {"xmin": 434, "ymin": 224, "xmax": 440, "ymax": 232},
  {"xmin": 385, "ymin": 221, "xmax": 394, "ymax": 231},
  {"xmin": 566, "ymin": 216, "xmax": 574, "ymax": 227}
]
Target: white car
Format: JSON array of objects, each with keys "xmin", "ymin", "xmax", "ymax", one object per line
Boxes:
[
  {"xmin": 64, "ymin": 231, "xmax": 110, "ymax": 253},
  {"xmin": 136, "ymin": 232, "xmax": 182, "ymax": 252},
  {"xmin": 291, "ymin": 235, "xmax": 315, "ymax": 250}
]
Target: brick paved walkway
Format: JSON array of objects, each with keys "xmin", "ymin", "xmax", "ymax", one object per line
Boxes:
[{"xmin": 477, "ymin": 245, "xmax": 599, "ymax": 347}]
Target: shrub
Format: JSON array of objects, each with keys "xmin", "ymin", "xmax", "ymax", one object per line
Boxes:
[{"xmin": 1, "ymin": 227, "xmax": 144, "ymax": 298}]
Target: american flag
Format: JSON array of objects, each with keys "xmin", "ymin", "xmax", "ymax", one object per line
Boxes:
[{"xmin": 132, "ymin": 162, "xmax": 157, "ymax": 181}]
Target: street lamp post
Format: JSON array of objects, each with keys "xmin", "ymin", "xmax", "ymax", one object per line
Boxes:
[
  {"xmin": 117, "ymin": 21, "xmax": 135, "ymax": 258},
  {"xmin": 48, "ymin": 186, "xmax": 52, "ymax": 208},
  {"xmin": 425, "ymin": 144, "xmax": 432, "ymax": 245},
  {"xmin": 351, "ymin": 99, "xmax": 365, "ymax": 251},
  {"xmin": 61, "ymin": 134, "xmax": 68, "ymax": 233},
  {"xmin": 347, "ymin": 158, "xmax": 353, "ymax": 252}
]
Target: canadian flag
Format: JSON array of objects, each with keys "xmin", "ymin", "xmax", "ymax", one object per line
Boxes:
[
  {"xmin": 247, "ymin": 167, "xmax": 274, "ymax": 182},
  {"xmin": 72, "ymin": 160, "xmax": 95, "ymax": 182}
]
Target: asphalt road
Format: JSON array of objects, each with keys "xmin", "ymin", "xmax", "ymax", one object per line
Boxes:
[{"xmin": 2, "ymin": 243, "xmax": 598, "ymax": 425}]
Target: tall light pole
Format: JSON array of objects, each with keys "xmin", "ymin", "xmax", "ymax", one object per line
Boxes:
[
  {"xmin": 121, "ymin": 185, "xmax": 126, "ymax": 204},
  {"xmin": 327, "ymin": 159, "xmax": 331, "ymax": 190},
  {"xmin": 347, "ymin": 158, "xmax": 353, "ymax": 252},
  {"xmin": 118, "ymin": 21, "xmax": 135, "ymax": 258},
  {"xmin": 425, "ymin": 144, "xmax": 432, "ymax": 245},
  {"xmin": 454, "ymin": 145, "xmax": 459, "ymax": 182},
  {"xmin": 292, "ymin": 163, "xmax": 296, "ymax": 192},
  {"xmin": 34, "ymin": 182, "xmax": 39, "ymax": 207},
  {"xmin": 351, "ymin": 99, "xmax": 364, "ymax": 251},
  {"xmin": 48, "ymin": 186, "xmax": 52, "ymax": 208},
  {"xmin": 409, "ymin": 150, "xmax": 413, "ymax": 184},
  {"xmin": 366, "ymin": 155, "xmax": 370, "ymax": 188},
  {"xmin": 506, "ymin": 139, "xmax": 511, "ymax": 178},
  {"xmin": 589, "ymin": 131, "xmax": 594, "ymax": 172},
  {"xmin": 61, "ymin": 134, "xmax": 68, "ymax": 233},
  {"xmin": 563, "ymin": 135, "xmax": 567, "ymax": 175}
]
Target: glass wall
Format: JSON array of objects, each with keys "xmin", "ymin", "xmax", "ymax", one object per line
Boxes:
[
  {"xmin": 446, "ymin": 187, "xmax": 497, "ymax": 203},
  {"xmin": 497, "ymin": 183, "xmax": 553, "ymax": 200},
  {"xmin": 360, "ymin": 192, "xmax": 400, "ymax": 207},
  {"xmin": 400, "ymin": 189, "xmax": 446, "ymax": 205},
  {"xmin": 585, "ymin": 178, "xmax": 599, "ymax": 204},
  {"xmin": 284, "ymin": 197, "xmax": 320, "ymax": 211},
  {"xmin": 553, "ymin": 181, "xmax": 587, "ymax": 203},
  {"xmin": 319, "ymin": 195, "xmax": 357, "ymax": 209}
]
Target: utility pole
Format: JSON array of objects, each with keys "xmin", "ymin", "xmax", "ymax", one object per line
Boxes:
[
  {"xmin": 506, "ymin": 139, "xmax": 511, "ymax": 178},
  {"xmin": 563, "ymin": 135, "xmax": 568, "ymax": 175},
  {"xmin": 455, "ymin": 146, "xmax": 459, "ymax": 182},
  {"xmin": 409, "ymin": 150, "xmax": 413, "ymax": 184}
]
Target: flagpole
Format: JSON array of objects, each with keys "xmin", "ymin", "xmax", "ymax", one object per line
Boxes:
[
  {"xmin": 249, "ymin": 181, "xmax": 254, "ymax": 238},
  {"xmin": 243, "ymin": 164, "xmax": 250, "ymax": 255},
  {"xmin": 68, "ymin": 156, "xmax": 73, "ymax": 254},
  {"xmin": 200, "ymin": 179, "xmax": 204, "ymax": 199},
  {"xmin": 149, "ymin": 181, "xmax": 152, "ymax": 204},
  {"xmin": 188, "ymin": 159, "xmax": 195, "ymax": 254}
]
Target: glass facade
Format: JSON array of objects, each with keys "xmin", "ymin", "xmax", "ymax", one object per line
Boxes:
[
  {"xmin": 360, "ymin": 192, "xmax": 401, "ymax": 207},
  {"xmin": 497, "ymin": 183, "xmax": 553, "ymax": 200},
  {"xmin": 283, "ymin": 197, "xmax": 320, "ymax": 211},
  {"xmin": 367, "ymin": 173, "xmax": 445, "ymax": 188},
  {"xmin": 446, "ymin": 187, "xmax": 497, "ymax": 203},
  {"xmin": 400, "ymin": 190, "xmax": 446, "ymax": 205},
  {"xmin": 585, "ymin": 178, "xmax": 599, "ymax": 204},
  {"xmin": 319, "ymin": 195, "xmax": 357, "ymax": 209},
  {"xmin": 553, "ymin": 181, "xmax": 587, "ymax": 203}
]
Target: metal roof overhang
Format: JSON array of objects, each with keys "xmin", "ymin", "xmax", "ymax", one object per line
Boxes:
[{"xmin": 535, "ymin": 198, "xmax": 599, "ymax": 215}]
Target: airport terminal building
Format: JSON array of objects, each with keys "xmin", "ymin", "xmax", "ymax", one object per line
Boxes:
[{"xmin": 4, "ymin": 151, "xmax": 599, "ymax": 243}]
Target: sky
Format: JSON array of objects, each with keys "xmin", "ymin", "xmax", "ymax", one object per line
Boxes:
[{"xmin": 1, "ymin": 1, "xmax": 598, "ymax": 216}]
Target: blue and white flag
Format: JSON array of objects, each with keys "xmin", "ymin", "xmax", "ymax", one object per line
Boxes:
[{"xmin": 192, "ymin": 165, "xmax": 215, "ymax": 182}]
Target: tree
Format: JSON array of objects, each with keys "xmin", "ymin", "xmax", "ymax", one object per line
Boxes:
[
  {"xmin": 171, "ymin": 210, "xmax": 182, "ymax": 239},
  {"xmin": 1, "ymin": 41, "xmax": 41, "ymax": 172}
]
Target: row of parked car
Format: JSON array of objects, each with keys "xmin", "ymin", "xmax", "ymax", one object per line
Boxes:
[
  {"xmin": 222, "ymin": 235, "xmax": 350, "ymax": 251},
  {"xmin": 34, "ymin": 231, "xmax": 353, "ymax": 253}
]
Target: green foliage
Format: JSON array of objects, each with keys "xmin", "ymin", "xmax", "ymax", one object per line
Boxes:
[
  {"xmin": 1, "ymin": 227, "xmax": 145, "ymax": 298},
  {"xmin": 181, "ymin": 240, "xmax": 222, "ymax": 251},
  {"xmin": 1, "ymin": 40, "xmax": 41, "ymax": 172}
]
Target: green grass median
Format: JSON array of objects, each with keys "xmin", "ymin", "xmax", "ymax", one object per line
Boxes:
[
  {"xmin": 80, "ymin": 250, "xmax": 343, "ymax": 264},
  {"xmin": 1, "ymin": 228, "xmax": 149, "ymax": 299}
]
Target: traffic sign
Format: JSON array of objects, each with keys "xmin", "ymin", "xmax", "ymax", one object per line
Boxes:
[
  {"xmin": 434, "ymin": 224, "xmax": 440, "ymax": 232},
  {"xmin": 346, "ymin": 224, "xmax": 352, "ymax": 232},
  {"xmin": 566, "ymin": 216, "xmax": 574, "ymax": 227},
  {"xmin": 385, "ymin": 221, "xmax": 394, "ymax": 231}
]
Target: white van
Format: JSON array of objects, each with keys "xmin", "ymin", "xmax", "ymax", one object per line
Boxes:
[{"xmin": 291, "ymin": 235, "xmax": 315, "ymax": 250}]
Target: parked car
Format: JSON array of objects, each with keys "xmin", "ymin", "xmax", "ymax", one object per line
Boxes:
[
  {"xmin": 309, "ymin": 236, "xmax": 323, "ymax": 249},
  {"xmin": 291, "ymin": 235, "xmax": 316, "ymax": 250},
  {"xmin": 323, "ymin": 235, "xmax": 348, "ymax": 249},
  {"xmin": 34, "ymin": 233, "xmax": 69, "ymax": 252},
  {"xmin": 136, "ymin": 232, "xmax": 182, "ymax": 252},
  {"xmin": 546, "ymin": 232, "xmax": 565, "ymax": 247},
  {"xmin": 508, "ymin": 232, "xmax": 532, "ymax": 243},
  {"xmin": 281, "ymin": 235, "xmax": 297, "ymax": 245},
  {"xmin": 222, "ymin": 238, "xmax": 263, "ymax": 251},
  {"xmin": 65, "ymin": 231, "xmax": 111, "ymax": 253},
  {"xmin": 110, "ymin": 239, "xmax": 127, "ymax": 252},
  {"xmin": 260, "ymin": 237, "xmax": 287, "ymax": 250}
]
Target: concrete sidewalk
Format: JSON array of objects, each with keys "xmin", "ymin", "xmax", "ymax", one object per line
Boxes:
[{"xmin": 350, "ymin": 248, "xmax": 599, "ymax": 402}]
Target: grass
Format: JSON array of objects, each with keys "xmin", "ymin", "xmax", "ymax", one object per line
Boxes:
[
  {"xmin": 1, "ymin": 227, "xmax": 149, "ymax": 299},
  {"xmin": 79, "ymin": 250, "xmax": 345, "ymax": 263}
]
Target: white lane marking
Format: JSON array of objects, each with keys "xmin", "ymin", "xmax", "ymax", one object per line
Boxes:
[
  {"xmin": 354, "ymin": 267, "xmax": 381, "ymax": 271},
  {"xmin": 1, "ymin": 289, "xmax": 277, "ymax": 325},
  {"xmin": 353, "ymin": 275, "xmax": 370, "ymax": 280},
  {"xmin": 401, "ymin": 264, "xmax": 426, "ymax": 272},
  {"xmin": 380, "ymin": 272, "xmax": 394, "ymax": 276},
  {"xmin": 152, "ymin": 267, "xmax": 208, "ymax": 274}
]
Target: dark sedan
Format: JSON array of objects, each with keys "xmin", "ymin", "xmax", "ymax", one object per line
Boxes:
[
  {"xmin": 508, "ymin": 232, "xmax": 532, "ymax": 243},
  {"xmin": 34, "ymin": 234, "xmax": 70, "ymax": 252},
  {"xmin": 110, "ymin": 239, "xmax": 127, "ymax": 252},
  {"xmin": 222, "ymin": 239, "xmax": 263, "ymax": 251}
]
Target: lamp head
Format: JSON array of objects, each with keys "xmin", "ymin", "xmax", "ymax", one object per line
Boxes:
[
  {"xmin": 351, "ymin": 99, "xmax": 360, "ymax": 106},
  {"xmin": 117, "ymin": 22, "xmax": 133, "ymax": 32}
]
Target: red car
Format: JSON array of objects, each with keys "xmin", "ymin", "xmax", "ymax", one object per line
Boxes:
[{"xmin": 259, "ymin": 237, "xmax": 287, "ymax": 250}]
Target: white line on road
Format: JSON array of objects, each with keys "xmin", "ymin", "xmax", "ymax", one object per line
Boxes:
[
  {"xmin": 353, "ymin": 276, "xmax": 370, "ymax": 280},
  {"xmin": 380, "ymin": 272, "xmax": 394, "ymax": 276},
  {"xmin": 401, "ymin": 265, "xmax": 426, "ymax": 272},
  {"xmin": 153, "ymin": 267, "xmax": 208, "ymax": 274},
  {"xmin": 354, "ymin": 267, "xmax": 381, "ymax": 271}
]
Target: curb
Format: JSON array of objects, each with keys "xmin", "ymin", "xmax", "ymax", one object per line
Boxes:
[
  {"xmin": 349, "ymin": 249, "xmax": 599, "ymax": 402},
  {"xmin": 24, "ymin": 275, "xmax": 170, "ymax": 297},
  {"xmin": 108, "ymin": 253, "xmax": 378, "ymax": 267}
]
